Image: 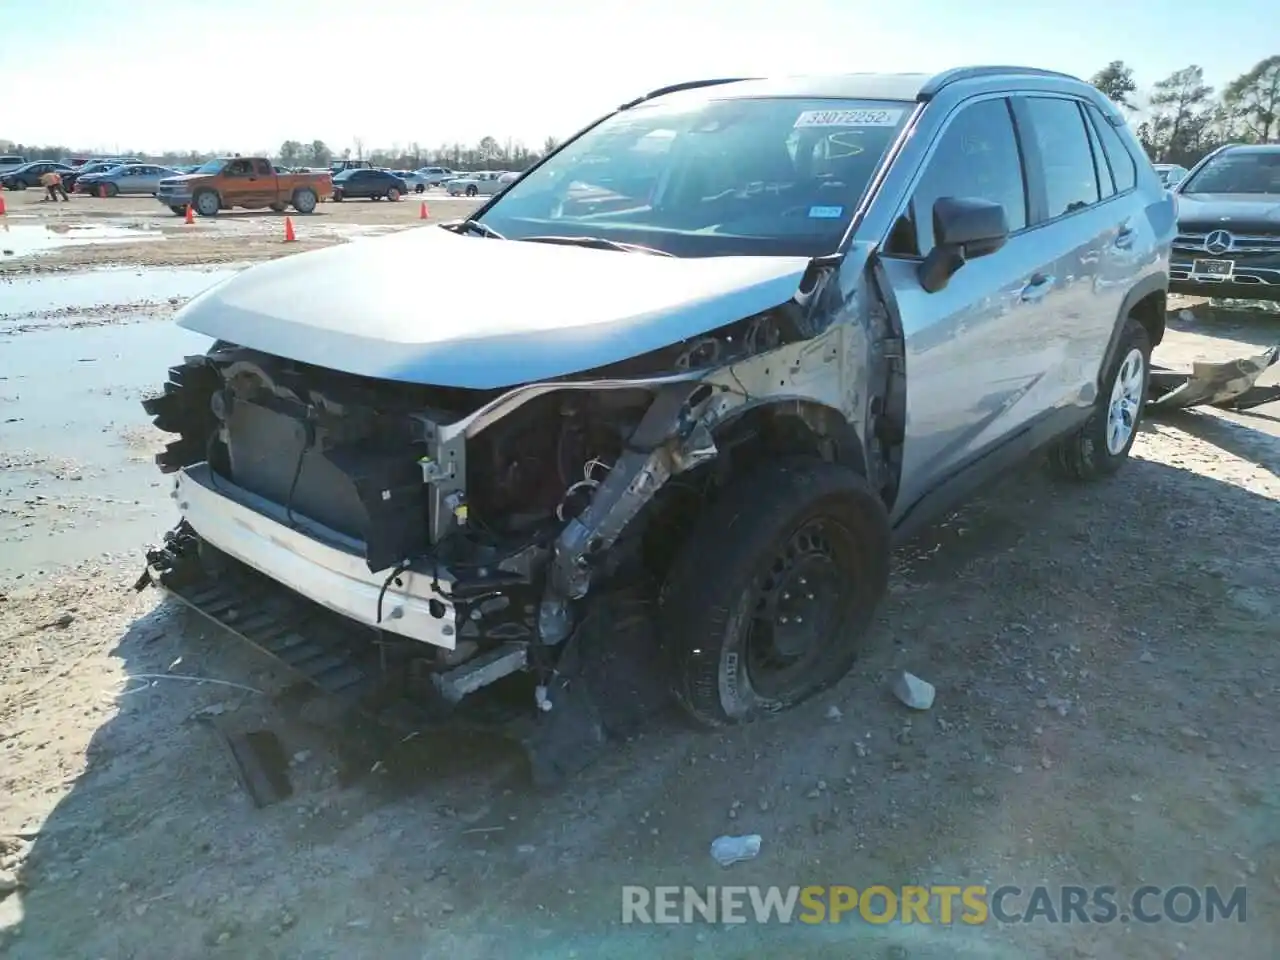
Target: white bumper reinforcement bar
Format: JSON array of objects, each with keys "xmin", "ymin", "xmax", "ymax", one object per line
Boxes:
[{"xmin": 173, "ymin": 462, "xmax": 458, "ymax": 650}]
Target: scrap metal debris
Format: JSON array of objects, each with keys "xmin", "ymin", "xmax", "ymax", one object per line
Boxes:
[
  {"xmin": 201, "ymin": 720, "xmax": 293, "ymax": 808},
  {"xmin": 1147, "ymin": 345, "xmax": 1280, "ymax": 412}
]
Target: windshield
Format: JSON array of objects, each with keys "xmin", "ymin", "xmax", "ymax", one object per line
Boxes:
[
  {"xmin": 1181, "ymin": 151, "xmax": 1280, "ymax": 195},
  {"xmin": 476, "ymin": 96, "xmax": 910, "ymax": 257},
  {"xmin": 192, "ymin": 159, "xmax": 225, "ymax": 175}
]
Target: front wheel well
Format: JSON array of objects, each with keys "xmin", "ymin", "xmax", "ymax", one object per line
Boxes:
[
  {"xmin": 712, "ymin": 400, "xmax": 868, "ymax": 479},
  {"xmin": 1129, "ymin": 289, "xmax": 1166, "ymax": 348},
  {"xmin": 630, "ymin": 400, "xmax": 869, "ymax": 583}
]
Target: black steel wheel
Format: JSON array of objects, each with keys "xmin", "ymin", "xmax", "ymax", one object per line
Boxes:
[
  {"xmin": 661, "ymin": 457, "xmax": 890, "ymax": 727},
  {"xmin": 742, "ymin": 518, "xmax": 850, "ymax": 701}
]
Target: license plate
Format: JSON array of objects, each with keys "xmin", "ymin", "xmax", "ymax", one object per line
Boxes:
[{"xmin": 1191, "ymin": 258, "xmax": 1234, "ymax": 279}]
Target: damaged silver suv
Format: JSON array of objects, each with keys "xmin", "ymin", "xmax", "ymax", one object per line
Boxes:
[{"xmin": 140, "ymin": 67, "xmax": 1174, "ymax": 782}]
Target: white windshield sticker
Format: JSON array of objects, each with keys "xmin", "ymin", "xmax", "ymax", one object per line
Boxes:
[
  {"xmin": 793, "ymin": 108, "xmax": 904, "ymax": 128},
  {"xmin": 808, "ymin": 205, "xmax": 845, "ymax": 219}
]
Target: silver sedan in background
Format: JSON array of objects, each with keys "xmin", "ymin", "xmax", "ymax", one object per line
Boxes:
[
  {"xmin": 446, "ymin": 170, "xmax": 512, "ymax": 197},
  {"xmin": 77, "ymin": 162, "xmax": 184, "ymax": 196}
]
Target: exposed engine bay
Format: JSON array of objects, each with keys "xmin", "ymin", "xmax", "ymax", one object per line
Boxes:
[{"xmin": 136, "ymin": 265, "xmax": 875, "ymax": 770}]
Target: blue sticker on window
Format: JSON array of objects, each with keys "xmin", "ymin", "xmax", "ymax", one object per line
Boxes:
[{"xmin": 808, "ymin": 205, "xmax": 844, "ymax": 219}]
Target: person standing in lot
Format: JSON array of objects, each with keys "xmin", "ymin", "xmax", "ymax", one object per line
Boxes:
[{"xmin": 40, "ymin": 170, "xmax": 69, "ymax": 201}]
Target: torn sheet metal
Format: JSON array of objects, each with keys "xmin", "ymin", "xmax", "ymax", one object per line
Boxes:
[{"xmin": 1147, "ymin": 344, "xmax": 1280, "ymax": 411}]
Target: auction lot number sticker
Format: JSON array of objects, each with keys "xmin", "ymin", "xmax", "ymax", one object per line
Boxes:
[{"xmin": 794, "ymin": 109, "xmax": 904, "ymax": 128}]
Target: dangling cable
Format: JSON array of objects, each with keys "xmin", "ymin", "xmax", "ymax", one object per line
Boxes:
[
  {"xmin": 376, "ymin": 558, "xmax": 411, "ymax": 624},
  {"xmin": 284, "ymin": 417, "xmax": 315, "ymax": 529}
]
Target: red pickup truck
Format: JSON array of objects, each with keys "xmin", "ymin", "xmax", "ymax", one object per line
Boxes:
[{"xmin": 154, "ymin": 157, "xmax": 332, "ymax": 217}]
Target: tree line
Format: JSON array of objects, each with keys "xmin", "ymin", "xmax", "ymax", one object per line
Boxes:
[
  {"xmin": 1090, "ymin": 55, "xmax": 1279, "ymax": 165},
  {"xmin": 4, "ymin": 55, "xmax": 1276, "ymax": 172},
  {"xmin": 0, "ymin": 134, "xmax": 562, "ymax": 173}
]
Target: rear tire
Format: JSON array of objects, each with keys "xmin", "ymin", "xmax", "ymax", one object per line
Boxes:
[
  {"xmin": 660, "ymin": 458, "xmax": 891, "ymax": 728},
  {"xmin": 332, "ymin": 189, "xmax": 344, "ymax": 202},
  {"xmin": 1046, "ymin": 317, "xmax": 1152, "ymax": 481},
  {"xmin": 104, "ymin": 182, "xmax": 119, "ymax": 197},
  {"xmin": 465, "ymin": 184, "xmax": 478, "ymax": 197},
  {"xmin": 291, "ymin": 188, "xmax": 317, "ymax": 214},
  {"xmin": 415, "ymin": 183, "xmax": 425, "ymax": 194},
  {"xmin": 387, "ymin": 187, "xmax": 401, "ymax": 201}
]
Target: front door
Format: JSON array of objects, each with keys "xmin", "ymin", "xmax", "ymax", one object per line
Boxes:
[{"xmin": 877, "ymin": 95, "xmax": 1066, "ymax": 516}]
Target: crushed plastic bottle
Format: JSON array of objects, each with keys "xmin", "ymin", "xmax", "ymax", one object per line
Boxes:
[{"xmin": 710, "ymin": 834, "xmax": 762, "ymax": 867}]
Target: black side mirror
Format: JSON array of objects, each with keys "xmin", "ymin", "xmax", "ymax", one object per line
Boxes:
[{"xmin": 917, "ymin": 196, "xmax": 1010, "ymax": 293}]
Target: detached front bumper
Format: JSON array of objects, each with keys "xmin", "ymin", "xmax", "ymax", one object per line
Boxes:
[{"xmin": 168, "ymin": 463, "xmax": 460, "ymax": 650}]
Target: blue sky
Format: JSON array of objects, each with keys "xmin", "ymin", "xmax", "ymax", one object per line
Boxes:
[{"xmin": 2, "ymin": 0, "xmax": 1275, "ymax": 154}]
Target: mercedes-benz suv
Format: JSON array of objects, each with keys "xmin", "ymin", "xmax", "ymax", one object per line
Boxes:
[{"xmin": 1171, "ymin": 143, "xmax": 1280, "ymax": 302}]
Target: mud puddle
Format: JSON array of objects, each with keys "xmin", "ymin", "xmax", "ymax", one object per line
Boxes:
[
  {"xmin": 0, "ymin": 222, "xmax": 164, "ymax": 259},
  {"xmin": 0, "ymin": 264, "xmax": 242, "ymax": 317},
  {"xmin": 0, "ymin": 319, "xmax": 213, "ymax": 578}
]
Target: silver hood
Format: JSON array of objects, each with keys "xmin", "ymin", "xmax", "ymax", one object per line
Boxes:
[{"xmin": 175, "ymin": 225, "xmax": 813, "ymax": 389}]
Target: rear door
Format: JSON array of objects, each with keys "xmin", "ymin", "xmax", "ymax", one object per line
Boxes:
[
  {"xmin": 878, "ymin": 95, "xmax": 1054, "ymax": 510},
  {"xmin": 249, "ymin": 159, "xmax": 277, "ymax": 205},
  {"xmin": 1010, "ymin": 95, "xmax": 1126, "ymax": 411}
]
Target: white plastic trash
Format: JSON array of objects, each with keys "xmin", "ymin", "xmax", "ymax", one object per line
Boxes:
[
  {"xmin": 892, "ymin": 670, "xmax": 936, "ymax": 710},
  {"xmin": 711, "ymin": 834, "xmax": 762, "ymax": 867}
]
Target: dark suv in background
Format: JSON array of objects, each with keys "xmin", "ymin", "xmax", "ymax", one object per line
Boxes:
[{"xmin": 1171, "ymin": 143, "xmax": 1280, "ymax": 302}]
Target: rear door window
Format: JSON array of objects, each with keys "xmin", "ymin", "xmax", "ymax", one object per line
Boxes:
[
  {"xmin": 1086, "ymin": 105, "xmax": 1137, "ymax": 194},
  {"xmin": 1021, "ymin": 98, "xmax": 1101, "ymax": 219}
]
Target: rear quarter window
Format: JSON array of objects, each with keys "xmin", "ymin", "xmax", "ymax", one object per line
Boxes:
[{"xmin": 1087, "ymin": 105, "xmax": 1137, "ymax": 193}]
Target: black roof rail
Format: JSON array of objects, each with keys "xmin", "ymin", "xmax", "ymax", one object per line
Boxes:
[
  {"xmin": 918, "ymin": 65, "xmax": 1083, "ymax": 100},
  {"xmin": 619, "ymin": 77, "xmax": 757, "ymax": 110}
]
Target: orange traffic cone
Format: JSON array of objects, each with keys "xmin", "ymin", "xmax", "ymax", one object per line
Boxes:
[
  {"xmin": 0, "ymin": 193, "xmax": 6, "ymax": 216},
  {"xmin": 284, "ymin": 217, "xmax": 296, "ymax": 242},
  {"xmin": 184, "ymin": 204, "xmax": 194, "ymax": 224},
  {"xmin": 419, "ymin": 200, "xmax": 428, "ymax": 220}
]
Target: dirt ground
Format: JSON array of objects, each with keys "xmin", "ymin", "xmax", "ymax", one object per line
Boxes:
[
  {"xmin": 0, "ymin": 189, "xmax": 483, "ymax": 276},
  {"xmin": 1, "ymin": 195, "xmax": 1279, "ymax": 959}
]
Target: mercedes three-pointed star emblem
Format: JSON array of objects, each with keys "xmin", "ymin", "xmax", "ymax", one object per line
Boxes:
[{"xmin": 1204, "ymin": 230, "xmax": 1233, "ymax": 255}]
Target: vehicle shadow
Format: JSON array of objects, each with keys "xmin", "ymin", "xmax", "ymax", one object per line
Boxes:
[
  {"xmin": 6, "ymin": 446, "xmax": 1279, "ymax": 959},
  {"xmin": 195, "ymin": 209, "xmax": 335, "ymax": 220}
]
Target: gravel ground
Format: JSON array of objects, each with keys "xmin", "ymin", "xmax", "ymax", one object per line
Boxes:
[{"xmin": 1, "ymin": 206, "xmax": 1278, "ymax": 959}]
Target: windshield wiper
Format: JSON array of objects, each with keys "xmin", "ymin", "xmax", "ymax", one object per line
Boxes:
[
  {"xmin": 440, "ymin": 218, "xmax": 506, "ymax": 239},
  {"xmin": 518, "ymin": 235, "xmax": 674, "ymax": 256}
]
